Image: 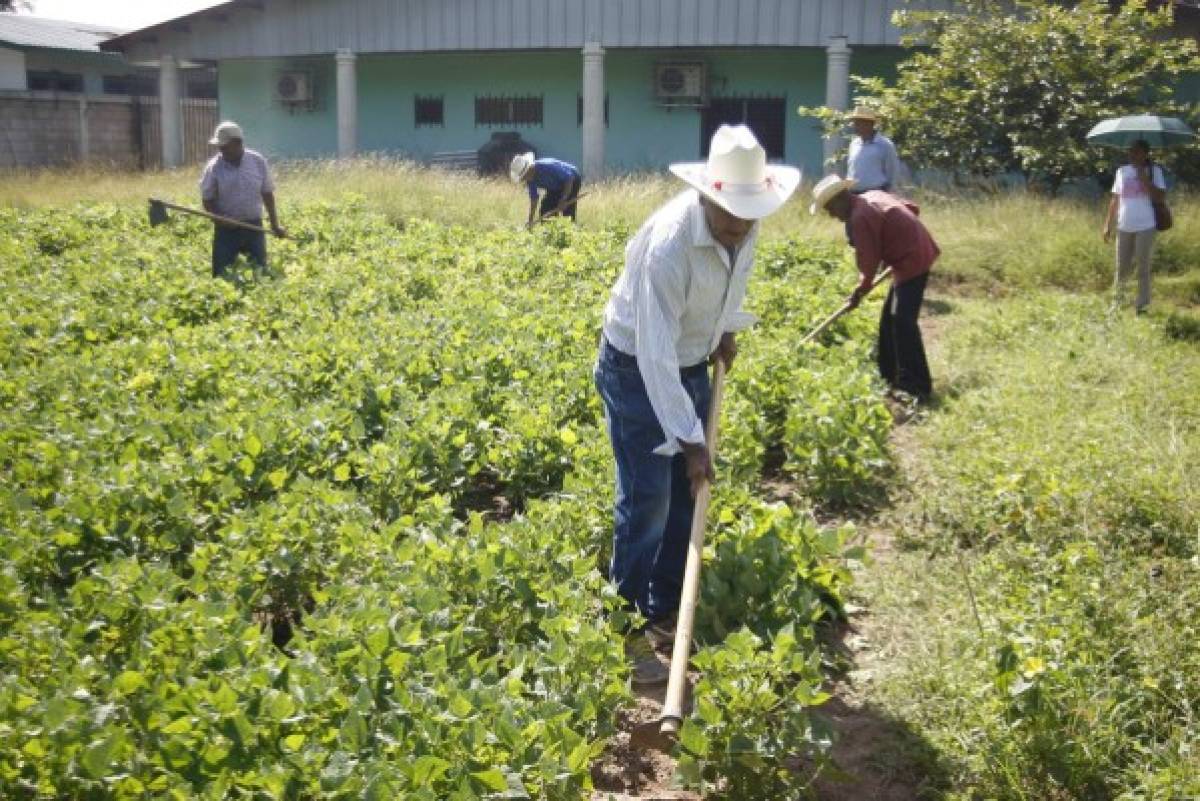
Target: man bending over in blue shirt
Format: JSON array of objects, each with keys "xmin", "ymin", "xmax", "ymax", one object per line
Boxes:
[{"xmin": 510, "ymin": 153, "xmax": 582, "ymax": 227}]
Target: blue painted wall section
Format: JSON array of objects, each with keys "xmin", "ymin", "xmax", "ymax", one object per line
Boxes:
[
  {"xmin": 357, "ymin": 51, "xmax": 582, "ymax": 163},
  {"xmin": 217, "ymin": 47, "xmax": 904, "ymax": 175},
  {"xmin": 219, "ymin": 57, "xmax": 337, "ymax": 158}
]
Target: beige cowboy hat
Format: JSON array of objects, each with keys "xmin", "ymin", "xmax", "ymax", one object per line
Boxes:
[
  {"xmin": 847, "ymin": 106, "xmax": 880, "ymax": 123},
  {"xmin": 810, "ymin": 174, "xmax": 856, "ymax": 215},
  {"xmin": 509, "ymin": 152, "xmax": 535, "ymax": 183},
  {"xmin": 669, "ymin": 125, "xmax": 801, "ymax": 220},
  {"xmin": 209, "ymin": 120, "xmax": 244, "ymax": 146}
]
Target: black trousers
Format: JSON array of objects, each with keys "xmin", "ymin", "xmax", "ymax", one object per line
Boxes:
[{"xmin": 878, "ymin": 272, "xmax": 932, "ymax": 399}]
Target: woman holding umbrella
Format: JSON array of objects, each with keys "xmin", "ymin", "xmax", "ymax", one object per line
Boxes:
[
  {"xmin": 1090, "ymin": 114, "xmax": 1196, "ymax": 314},
  {"xmin": 1101, "ymin": 139, "xmax": 1167, "ymax": 314}
]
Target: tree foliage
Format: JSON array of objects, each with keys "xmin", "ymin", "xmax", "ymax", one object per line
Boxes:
[{"xmin": 803, "ymin": 0, "xmax": 1200, "ymax": 191}]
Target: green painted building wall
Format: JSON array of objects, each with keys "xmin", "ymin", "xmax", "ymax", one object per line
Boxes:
[
  {"xmin": 219, "ymin": 57, "xmax": 337, "ymax": 158},
  {"xmin": 217, "ymin": 47, "xmax": 906, "ymax": 176},
  {"xmin": 356, "ymin": 51, "xmax": 581, "ymax": 163}
]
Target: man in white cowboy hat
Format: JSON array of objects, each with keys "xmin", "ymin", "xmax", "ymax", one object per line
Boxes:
[
  {"xmin": 200, "ymin": 120, "xmax": 286, "ymax": 278},
  {"xmin": 510, "ymin": 152, "xmax": 582, "ymax": 227},
  {"xmin": 811, "ymin": 175, "xmax": 939, "ymax": 401},
  {"xmin": 594, "ymin": 125, "xmax": 799, "ymax": 685},
  {"xmin": 846, "ymin": 106, "xmax": 902, "ymax": 194}
]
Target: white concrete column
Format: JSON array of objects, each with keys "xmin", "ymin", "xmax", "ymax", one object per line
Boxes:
[
  {"xmin": 581, "ymin": 41, "xmax": 605, "ymax": 178},
  {"xmin": 159, "ymin": 53, "xmax": 183, "ymax": 169},
  {"xmin": 336, "ymin": 48, "xmax": 357, "ymax": 158},
  {"xmin": 77, "ymin": 96, "xmax": 89, "ymax": 162},
  {"xmin": 823, "ymin": 35, "xmax": 852, "ymax": 174}
]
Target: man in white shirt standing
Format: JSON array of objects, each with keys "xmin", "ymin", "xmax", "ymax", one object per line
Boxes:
[
  {"xmin": 200, "ymin": 121, "xmax": 286, "ymax": 278},
  {"xmin": 594, "ymin": 125, "xmax": 799, "ymax": 685},
  {"xmin": 846, "ymin": 106, "xmax": 902, "ymax": 194}
]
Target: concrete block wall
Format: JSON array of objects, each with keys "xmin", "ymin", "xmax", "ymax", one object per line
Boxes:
[
  {"xmin": 0, "ymin": 93, "xmax": 83, "ymax": 167},
  {"xmin": 86, "ymin": 100, "xmax": 140, "ymax": 167},
  {"xmin": 0, "ymin": 91, "xmax": 214, "ymax": 170}
]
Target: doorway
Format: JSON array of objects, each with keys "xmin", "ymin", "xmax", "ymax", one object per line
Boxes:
[{"xmin": 700, "ymin": 96, "xmax": 786, "ymax": 160}]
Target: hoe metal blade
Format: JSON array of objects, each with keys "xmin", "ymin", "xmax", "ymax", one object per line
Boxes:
[
  {"xmin": 629, "ymin": 715, "xmax": 682, "ymax": 754},
  {"xmin": 148, "ymin": 199, "xmax": 169, "ymax": 227}
]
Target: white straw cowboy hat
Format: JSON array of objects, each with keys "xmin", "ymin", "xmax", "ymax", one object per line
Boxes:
[
  {"xmin": 669, "ymin": 125, "xmax": 801, "ymax": 220},
  {"xmin": 509, "ymin": 152, "xmax": 535, "ymax": 183},
  {"xmin": 810, "ymin": 175, "xmax": 856, "ymax": 215},
  {"xmin": 209, "ymin": 120, "xmax": 244, "ymax": 146},
  {"xmin": 847, "ymin": 106, "xmax": 880, "ymax": 123}
]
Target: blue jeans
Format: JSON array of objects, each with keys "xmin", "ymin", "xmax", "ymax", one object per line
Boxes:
[
  {"xmin": 212, "ymin": 219, "xmax": 267, "ymax": 278},
  {"xmin": 594, "ymin": 338, "xmax": 711, "ymax": 623}
]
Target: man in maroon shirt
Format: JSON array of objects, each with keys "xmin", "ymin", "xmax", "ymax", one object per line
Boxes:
[{"xmin": 811, "ymin": 175, "xmax": 939, "ymax": 400}]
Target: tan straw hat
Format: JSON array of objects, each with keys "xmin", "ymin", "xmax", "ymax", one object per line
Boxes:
[
  {"xmin": 847, "ymin": 106, "xmax": 879, "ymax": 123},
  {"xmin": 668, "ymin": 125, "xmax": 801, "ymax": 220},
  {"xmin": 810, "ymin": 174, "xmax": 856, "ymax": 215}
]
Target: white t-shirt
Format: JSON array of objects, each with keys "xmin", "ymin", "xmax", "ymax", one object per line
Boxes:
[{"xmin": 1111, "ymin": 164, "xmax": 1166, "ymax": 233}]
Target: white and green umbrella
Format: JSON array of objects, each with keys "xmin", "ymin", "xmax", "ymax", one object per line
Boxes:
[{"xmin": 1086, "ymin": 114, "xmax": 1197, "ymax": 149}]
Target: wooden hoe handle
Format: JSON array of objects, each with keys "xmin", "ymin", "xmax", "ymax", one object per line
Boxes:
[
  {"xmin": 659, "ymin": 356, "xmax": 727, "ymax": 734},
  {"xmin": 151, "ymin": 198, "xmax": 272, "ymax": 234},
  {"xmin": 799, "ymin": 268, "xmax": 893, "ymax": 346}
]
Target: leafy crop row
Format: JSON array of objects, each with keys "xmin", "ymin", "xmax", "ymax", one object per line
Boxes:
[{"xmin": 1, "ymin": 199, "xmax": 891, "ymax": 798}]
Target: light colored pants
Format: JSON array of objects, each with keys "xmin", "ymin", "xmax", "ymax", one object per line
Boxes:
[{"xmin": 1115, "ymin": 229, "xmax": 1156, "ymax": 311}]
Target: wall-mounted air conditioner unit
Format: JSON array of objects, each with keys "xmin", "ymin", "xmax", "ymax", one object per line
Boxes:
[
  {"xmin": 275, "ymin": 71, "xmax": 313, "ymax": 105},
  {"xmin": 654, "ymin": 62, "xmax": 706, "ymax": 107}
]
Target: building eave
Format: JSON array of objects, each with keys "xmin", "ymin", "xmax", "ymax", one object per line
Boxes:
[{"xmin": 100, "ymin": 1, "xmax": 248, "ymax": 53}]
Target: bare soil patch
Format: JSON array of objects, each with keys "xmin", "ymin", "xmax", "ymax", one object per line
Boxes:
[
  {"xmin": 811, "ymin": 295, "xmax": 950, "ymax": 800},
  {"xmin": 590, "ymin": 679, "xmax": 700, "ymax": 800}
]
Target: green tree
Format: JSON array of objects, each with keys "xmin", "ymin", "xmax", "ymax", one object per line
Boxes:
[{"xmin": 802, "ymin": 0, "xmax": 1200, "ymax": 192}]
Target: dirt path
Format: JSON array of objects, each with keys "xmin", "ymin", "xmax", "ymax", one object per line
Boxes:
[
  {"xmin": 811, "ymin": 297, "xmax": 952, "ymax": 801},
  {"xmin": 810, "ymin": 492, "xmax": 930, "ymax": 800},
  {"xmin": 591, "ymin": 681, "xmax": 700, "ymax": 801}
]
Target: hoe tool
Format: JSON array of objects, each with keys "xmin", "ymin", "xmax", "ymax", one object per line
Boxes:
[
  {"xmin": 148, "ymin": 198, "xmax": 278, "ymax": 235},
  {"xmin": 799, "ymin": 268, "xmax": 892, "ymax": 345},
  {"xmin": 630, "ymin": 356, "xmax": 727, "ymax": 754}
]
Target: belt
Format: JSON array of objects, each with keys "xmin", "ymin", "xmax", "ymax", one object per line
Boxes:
[{"xmin": 601, "ymin": 336, "xmax": 709, "ymax": 377}]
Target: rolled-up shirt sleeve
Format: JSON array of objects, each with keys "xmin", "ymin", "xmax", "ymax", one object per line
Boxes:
[
  {"xmin": 724, "ymin": 310, "xmax": 758, "ymax": 334},
  {"xmin": 635, "ymin": 238, "xmax": 706, "ymax": 457}
]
